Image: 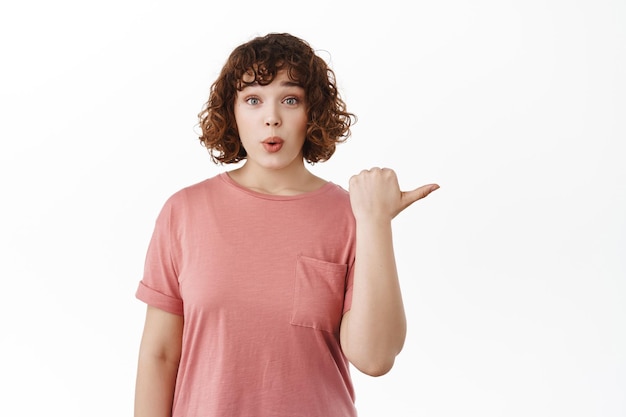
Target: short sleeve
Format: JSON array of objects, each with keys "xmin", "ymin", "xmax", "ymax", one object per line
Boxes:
[{"xmin": 135, "ymin": 198, "xmax": 184, "ymax": 316}]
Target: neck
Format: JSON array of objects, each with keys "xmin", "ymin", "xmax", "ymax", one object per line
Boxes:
[{"xmin": 228, "ymin": 160, "xmax": 326, "ymax": 196}]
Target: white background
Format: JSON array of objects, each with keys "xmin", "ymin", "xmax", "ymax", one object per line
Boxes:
[{"xmin": 1, "ymin": 1, "xmax": 624, "ymax": 416}]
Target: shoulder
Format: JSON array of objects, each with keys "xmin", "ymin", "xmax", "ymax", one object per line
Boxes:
[
  {"xmin": 159, "ymin": 174, "xmax": 223, "ymax": 214},
  {"xmin": 322, "ymin": 181, "xmax": 350, "ymax": 202},
  {"xmin": 311, "ymin": 182, "xmax": 353, "ymax": 219},
  {"xmin": 169, "ymin": 174, "xmax": 222, "ymax": 202}
]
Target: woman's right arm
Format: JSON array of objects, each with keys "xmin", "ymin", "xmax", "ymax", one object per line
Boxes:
[{"xmin": 134, "ymin": 306, "xmax": 184, "ymax": 417}]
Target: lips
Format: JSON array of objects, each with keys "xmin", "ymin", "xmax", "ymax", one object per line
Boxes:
[{"xmin": 262, "ymin": 136, "xmax": 284, "ymax": 153}]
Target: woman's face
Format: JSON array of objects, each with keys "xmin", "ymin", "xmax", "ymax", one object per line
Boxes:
[{"xmin": 234, "ymin": 69, "xmax": 308, "ymax": 172}]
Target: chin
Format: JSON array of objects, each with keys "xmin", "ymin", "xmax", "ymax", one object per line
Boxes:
[{"xmin": 257, "ymin": 155, "xmax": 303, "ymax": 170}]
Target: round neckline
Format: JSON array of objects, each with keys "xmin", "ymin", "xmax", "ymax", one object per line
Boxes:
[{"xmin": 218, "ymin": 172, "xmax": 335, "ymax": 201}]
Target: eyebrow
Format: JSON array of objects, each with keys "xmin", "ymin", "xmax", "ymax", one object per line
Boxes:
[{"xmin": 280, "ymin": 80, "xmax": 303, "ymax": 88}]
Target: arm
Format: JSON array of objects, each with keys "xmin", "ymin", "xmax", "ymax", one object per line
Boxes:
[
  {"xmin": 340, "ymin": 167, "xmax": 439, "ymax": 376},
  {"xmin": 135, "ymin": 306, "xmax": 184, "ymax": 417}
]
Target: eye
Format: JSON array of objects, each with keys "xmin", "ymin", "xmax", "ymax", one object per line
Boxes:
[
  {"xmin": 245, "ymin": 96, "xmax": 260, "ymax": 105},
  {"xmin": 283, "ymin": 97, "xmax": 299, "ymax": 105}
]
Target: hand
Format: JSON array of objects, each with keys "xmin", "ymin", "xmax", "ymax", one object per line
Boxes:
[{"xmin": 348, "ymin": 167, "xmax": 439, "ymax": 221}]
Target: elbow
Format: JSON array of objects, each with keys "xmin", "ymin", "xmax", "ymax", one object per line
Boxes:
[
  {"xmin": 349, "ymin": 355, "xmax": 397, "ymax": 377},
  {"xmin": 339, "ymin": 312, "xmax": 405, "ymax": 377}
]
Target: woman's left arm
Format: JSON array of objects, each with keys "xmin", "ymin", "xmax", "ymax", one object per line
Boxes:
[{"xmin": 340, "ymin": 167, "xmax": 439, "ymax": 376}]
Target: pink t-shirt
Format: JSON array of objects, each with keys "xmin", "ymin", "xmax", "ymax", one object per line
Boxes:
[{"xmin": 136, "ymin": 172, "xmax": 357, "ymax": 417}]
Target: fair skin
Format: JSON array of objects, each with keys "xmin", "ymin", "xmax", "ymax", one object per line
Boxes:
[
  {"xmin": 135, "ymin": 306, "xmax": 183, "ymax": 417},
  {"xmin": 228, "ymin": 69, "xmax": 327, "ymax": 194},
  {"xmin": 341, "ymin": 169, "xmax": 438, "ymax": 376},
  {"xmin": 134, "ymin": 69, "xmax": 438, "ymax": 415}
]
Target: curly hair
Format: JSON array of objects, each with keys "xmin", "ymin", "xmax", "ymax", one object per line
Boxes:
[{"xmin": 198, "ymin": 33, "xmax": 356, "ymax": 164}]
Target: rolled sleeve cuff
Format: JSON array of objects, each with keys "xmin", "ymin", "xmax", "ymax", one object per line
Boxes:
[{"xmin": 135, "ymin": 281, "xmax": 184, "ymax": 316}]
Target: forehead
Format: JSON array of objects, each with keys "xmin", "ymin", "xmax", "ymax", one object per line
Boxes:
[{"xmin": 239, "ymin": 68, "xmax": 303, "ymax": 89}]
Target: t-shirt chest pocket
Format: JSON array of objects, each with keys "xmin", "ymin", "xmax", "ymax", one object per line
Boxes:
[{"xmin": 290, "ymin": 255, "xmax": 348, "ymax": 334}]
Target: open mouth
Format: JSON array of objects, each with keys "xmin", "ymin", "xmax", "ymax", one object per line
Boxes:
[{"xmin": 262, "ymin": 137, "xmax": 284, "ymax": 153}]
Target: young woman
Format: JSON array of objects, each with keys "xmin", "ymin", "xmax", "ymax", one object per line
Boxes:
[{"xmin": 134, "ymin": 32, "xmax": 439, "ymax": 417}]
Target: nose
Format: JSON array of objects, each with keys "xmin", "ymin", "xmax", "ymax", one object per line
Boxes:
[
  {"xmin": 264, "ymin": 107, "xmax": 281, "ymax": 127},
  {"xmin": 265, "ymin": 117, "xmax": 280, "ymax": 127}
]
